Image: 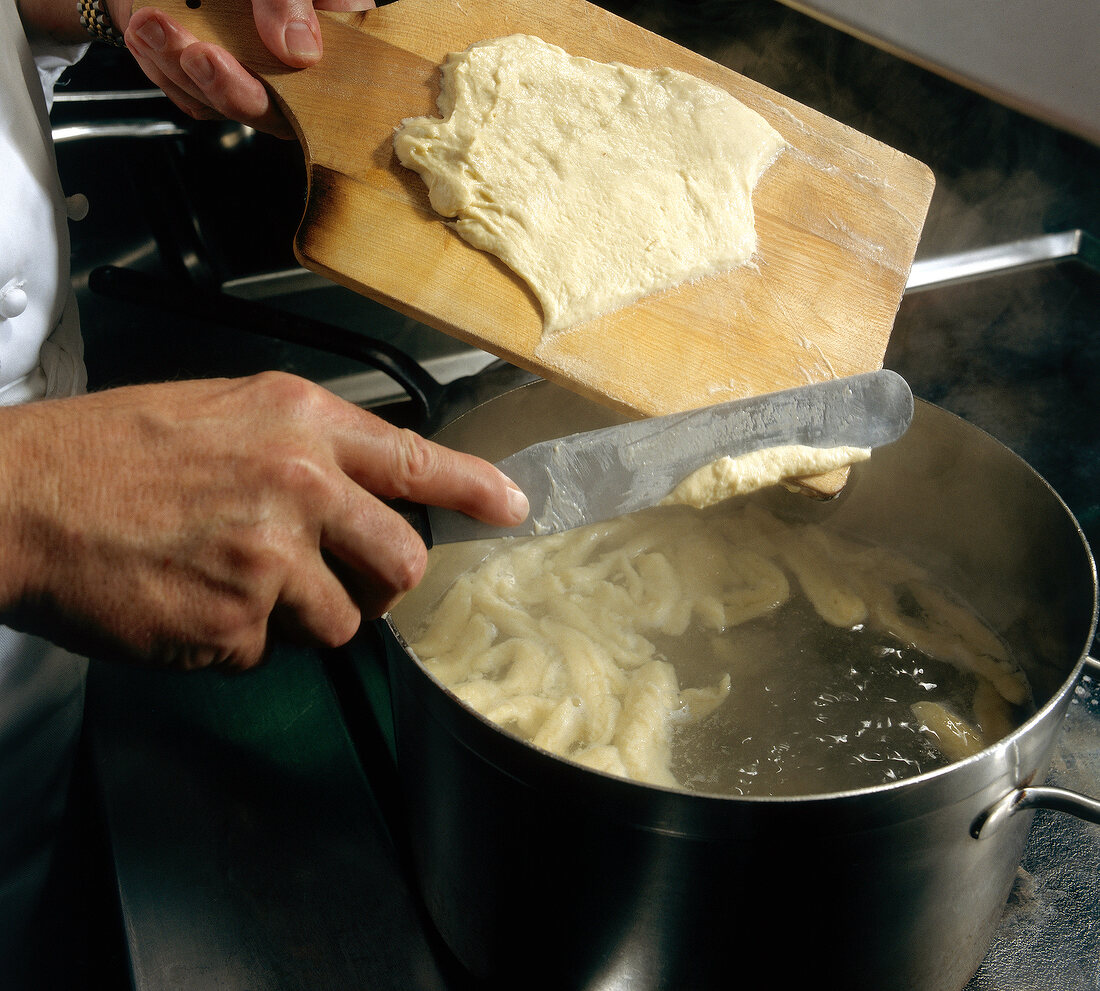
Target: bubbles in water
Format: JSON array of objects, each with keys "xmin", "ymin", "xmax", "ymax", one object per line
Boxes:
[{"xmin": 669, "ymin": 596, "xmax": 1002, "ymax": 796}]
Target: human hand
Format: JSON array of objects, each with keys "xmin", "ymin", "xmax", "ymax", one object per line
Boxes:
[
  {"xmin": 122, "ymin": 0, "xmax": 376, "ymax": 139},
  {"xmin": 0, "ymin": 373, "xmax": 528, "ymax": 671}
]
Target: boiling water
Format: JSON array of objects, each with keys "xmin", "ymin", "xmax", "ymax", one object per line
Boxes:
[
  {"xmin": 413, "ymin": 502, "xmax": 1033, "ymax": 797},
  {"xmin": 667, "ymin": 595, "xmax": 1018, "ymax": 796}
]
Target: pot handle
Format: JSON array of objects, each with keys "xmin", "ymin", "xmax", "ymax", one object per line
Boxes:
[
  {"xmin": 87, "ymin": 265, "xmax": 448, "ymax": 428},
  {"xmin": 971, "ymin": 656, "xmax": 1100, "ymax": 840}
]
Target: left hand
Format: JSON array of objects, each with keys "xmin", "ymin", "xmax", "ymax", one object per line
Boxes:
[{"xmin": 122, "ymin": 0, "xmax": 376, "ymax": 139}]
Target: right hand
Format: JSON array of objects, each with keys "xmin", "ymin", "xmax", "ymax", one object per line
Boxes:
[{"xmin": 0, "ymin": 372, "xmax": 528, "ymax": 671}]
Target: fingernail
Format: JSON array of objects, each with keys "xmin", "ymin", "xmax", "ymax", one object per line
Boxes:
[
  {"xmin": 284, "ymin": 20, "xmax": 320, "ymax": 59},
  {"xmin": 182, "ymin": 52, "xmax": 215, "ymax": 88},
  {"xmin": 135, "ymin": 17, "xmax": 166, "ymax": 52},
  {"xmin": 506, "ymin": 482, "xmax": 530, "ymax": 522}
]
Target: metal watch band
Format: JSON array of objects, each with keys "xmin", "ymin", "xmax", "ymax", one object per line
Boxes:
[{"xmin": 77, "ymin": 0, "xmax": 126, "ymax": 46}]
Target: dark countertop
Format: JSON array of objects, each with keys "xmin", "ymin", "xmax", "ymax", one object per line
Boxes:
[{"xmin": 85, "ymin": 640, "xmax": 462, "ymax": 990}]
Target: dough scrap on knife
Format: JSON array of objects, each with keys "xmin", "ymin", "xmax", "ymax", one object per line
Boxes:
[
  {"xmin": 661, "ymin": 445, "xmax": 872, "ymax": 508},
  {"xmin": 393, "ymin": 34, "xmax": 786, "ymax": 333}
]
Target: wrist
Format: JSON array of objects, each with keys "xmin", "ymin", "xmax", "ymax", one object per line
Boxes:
[
  {"xmin": 16, "ymin": 0, "xmax": 84, "ymax": 43},
  {"xmin": 0, "ymin": 404, "xmax": 46, "ymax": 624},
  {"xmin": 17, "ymin": 0, "xmax": 129, "ymax": 46},
  {"xmin": 77, "ymin": 0, "xmax": 128, "ymax": 46}
]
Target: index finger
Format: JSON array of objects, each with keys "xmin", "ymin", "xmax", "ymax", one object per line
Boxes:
[
  {"xmin": 342, "ymin": 417, "xmax": 530, "ymax": 528},
  {"xmin": 393, "ymin": 428, "xmax": 531, "ymax": 527}
]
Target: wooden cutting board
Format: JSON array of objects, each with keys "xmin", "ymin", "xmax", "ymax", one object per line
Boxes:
[{"xmin": 140, "ymin": 0, "xmax": 933, "ymax": 429}]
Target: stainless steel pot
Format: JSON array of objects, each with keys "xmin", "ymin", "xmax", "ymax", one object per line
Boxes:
[{"xmin": 384, "ymin": 380, "xmax": 1099, "ymax": 991}]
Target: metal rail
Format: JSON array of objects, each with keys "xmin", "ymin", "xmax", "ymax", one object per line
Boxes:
[{"xmin": 906, "ymin": 229, "xmax": 1099, "ymax": 292}]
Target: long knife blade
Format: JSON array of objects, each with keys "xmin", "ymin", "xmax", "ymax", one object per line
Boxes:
[{"xmin": 425, "ymin": 369, "xmax": 913, "ymax": 544}]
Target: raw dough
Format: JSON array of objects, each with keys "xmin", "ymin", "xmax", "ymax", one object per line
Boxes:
[
  {"xmin": 661, "ymin": 445, "xmax": 871, "ymax": 509},
  {"xmin": 393, "ymin": 34, "xmax": 785, "ymax": 333}
]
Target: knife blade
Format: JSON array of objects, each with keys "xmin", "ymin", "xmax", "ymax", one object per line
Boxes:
[{"xmin": 420, "ymin": 368, "xmax": 913, "ymax": 545}]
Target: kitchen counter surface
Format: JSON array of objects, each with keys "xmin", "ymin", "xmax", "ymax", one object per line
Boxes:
[{"xmin": 86, "ymin": 638, "xmax": 464, "ymax": 989}]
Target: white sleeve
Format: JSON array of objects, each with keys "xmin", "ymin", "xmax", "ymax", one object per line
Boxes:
[{"xmin": 32, "ymin": 40, "xmax": 90, "ymax": 110}]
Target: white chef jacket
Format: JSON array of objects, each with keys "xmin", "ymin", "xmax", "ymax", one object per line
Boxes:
[{"xmin": 1, "ymin": 0, "xmax": 91, "ymax": 979}]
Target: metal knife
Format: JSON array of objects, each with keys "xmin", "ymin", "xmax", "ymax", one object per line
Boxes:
[{"xmin": 417, "ymin": 368, "xmax": 913, "ymax": 545}]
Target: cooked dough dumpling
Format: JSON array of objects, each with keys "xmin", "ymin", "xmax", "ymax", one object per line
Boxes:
[
  {"xmin": 394, "ymin": 34, "xmax": 786, "ymax": 333},
  {"xmin": 410, "ymin": 501, "xmax": 1032, "ymax": 792}
]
